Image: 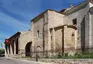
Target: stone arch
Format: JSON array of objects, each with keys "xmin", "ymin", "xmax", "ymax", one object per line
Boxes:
[
  {"xmin": 36, "ymin": 46, "xmax": 41, "ymax": 57},
  {"xmin": 36, "ymin": 46, "xmax": 41, "ymax": 52},
  {"xmin": 25, "ymin": 42, "xmax": 32, "ymax": 56}
]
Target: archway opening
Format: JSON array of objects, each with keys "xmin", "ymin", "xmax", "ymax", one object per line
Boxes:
[
  {"xmin": 5, "ymin": 44, "xmax": 8, "ymax": 54},
  {"xmin": 12, "ymin": 40, "xmax": 14, "ymax": 54},
  {"xmin": 8, "ymin": 44, "xmax": 10, "ymax": 54},
  {"xmin": 25, "ymin": 42, "xmax": 32, "ymax": 56},
  {"xmin": 16, "ymin": 38, "xmax": 18, "ymax": 54}
]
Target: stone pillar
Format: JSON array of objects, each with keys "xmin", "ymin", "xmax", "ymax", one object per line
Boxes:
[
  {"xmin": 7, "ymin": 45, "xmax": 9, "ymax": 57},
  {"xmin": 75, "ymin": 30, "xmax": 77, "ymax": 50},
  {"xmin": 10, "ymin": 44, "xmax": 13, "ymax": 55},
  {"xmin": 89, "ymin": 14, "xmax": 93, "ymax": 51},
  {"xmin": 64, "ymin": 26, "xmax": 67, "ymax": 53},
  {"xmin": 52, "ymin": 28, "xmax": 56, "ymax": 54},
  {"xmin": 62, "ymin": 26, "xmax": 65, "ymax": 54},
  {"xmin": 31, "ymin": 22, "xmax": 35, "ymax": 57},
  {"xmin": 5, "ymin": 48, "xmax": 7, "ymax": 57},
  {"xmin": 89, "ymin": 14, "xmax": 91, "ymax": 50},
  {"xmin": 48, "ymin": 29, "xmax": 51, "ymax": 56},
  {"xmin": 5, "ymin": 44, "xmax": 8, "ymax": 57},
  {"xmin": 8, "ymin": 44, "xmax": 10, "ymax": 57},
  {"xmin": 14, "ymin": 42, "xmax": 16, "ymax": 55},
  {"xmin": 5, "ymin": 49, "xmax": 7, "ymax": 57}
]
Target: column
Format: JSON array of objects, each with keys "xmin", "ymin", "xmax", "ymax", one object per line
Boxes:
[
  {"xmin": 5, "ymin": 44, "xmax": 8, "ymax": 57},
  {"xmin": 62, "ymin": 26, "xmax": 65, "ymax": 54},
  {"xmin": 53, "ymin": 28, "xmax": 56, "ymax": 54},
  {"xmin": 10, "ymin": 44, "xmax": 13, "ymax": 55},
  {"xmin": 31, "ymin": 22, "xmax": 35, "ymax": 57},
  {"xmin": 89, "ymin": 13, "xmax": 93, "ymax": 51},
  {"xmin": 14, "ymin": 41, "xmax": 16, "ymax": 55},
  {"xmin": 89, "ymin": 14, "xmax": 92, "ymax": 50},
  {"xmin": 75, "ymin": 30, "xmax": 77, "ymax": 50},
  {"xmin": 63, "ymin": 26, "xmax": 67, "ymax": 53},
  {"xmin": 8, "ymin": 44, "xmax": 10, "ymax": 57},
  {"xmin": 7, "ymin": 45, "xmax": 9, "ymax": 57},
  {"xmin": 48, "ymin": 29, "xmax": 51, "ymax": 56}
]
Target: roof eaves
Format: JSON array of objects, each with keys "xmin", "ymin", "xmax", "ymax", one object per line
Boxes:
[
  {"xmin": 31, "ymin": 9, "xmax": 62, "ymax": 22},
  {"xmin": 64, "ymin": 1, "xmax": 88, "ymax": 15},
  {"xmin": 8, "ymin": 32, "xmax": 21, "ymax": 40},
  {"xmin": 31, "ymin": 9, "xmax": 49, "ymax": 22}
]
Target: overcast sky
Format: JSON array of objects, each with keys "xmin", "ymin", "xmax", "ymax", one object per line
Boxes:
[{"xmin": 0, "ymin": 0, "xmax": 85, "ymax": 48}]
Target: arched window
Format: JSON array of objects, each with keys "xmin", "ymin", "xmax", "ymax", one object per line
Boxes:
[
  {"xmin": 73, "ymin": 18, "xmax": 77, "ymax": 25},
  {"xmin": 72, "ymin": 33, "xmax": 74, "ymax": 36},
  {"xmin": 37, "ymin": 30, "xmax": 39, "ymax": 37}
]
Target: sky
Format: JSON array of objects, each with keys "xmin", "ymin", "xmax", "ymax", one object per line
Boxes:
[{"xmin": 0, "ymin": 0, "xmax": 85, "ymax": 48}]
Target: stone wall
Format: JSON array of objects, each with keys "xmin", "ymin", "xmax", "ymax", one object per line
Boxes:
[
  {"xmin": 66, "ymin": 3, "xmax": 89, "ymax": 50},
  {"xmin": 64, "ymin": 26, "xmax": 76, "ymax": 54},
  {"xmin": 55, "ymin": 27, "xmax": 62, "ymax": 53},
  {"xmin": 31, "ymin": 11, "xmax": 49, "ymax": 56},
  {"xmin": 48, "ymin": 10, "xmax": 65, "ymax": 29},
  {"xmin": 32, "ymin": 17, "xmax": 44, "ymax": 52},
  {"xmin": 18, "ymin": 31, "xmax": 32, "ymax": 55}
]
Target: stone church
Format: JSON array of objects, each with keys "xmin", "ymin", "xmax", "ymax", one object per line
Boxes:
[{"xmin": 4, "ymin": 0, "xmax": 93, "ymax": 57}]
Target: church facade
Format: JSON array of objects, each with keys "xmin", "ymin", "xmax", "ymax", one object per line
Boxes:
[{"xmin": 5, "ymin": 0, "xmax": 93, "ymax": 57}]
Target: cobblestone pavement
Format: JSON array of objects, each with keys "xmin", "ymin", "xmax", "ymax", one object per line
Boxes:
[{"xmin": 0, "ymin": 57, "xmax": 45, "ymax": 64}]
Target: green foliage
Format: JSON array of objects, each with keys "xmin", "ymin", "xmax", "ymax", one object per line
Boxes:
[
  {"xmin": 0, "ymin": 49, "xmax": 5, "ymax": 57},
  {"xmin": 0, "ymin": 49, "xmax": 5, "ymax": 54},
  {"xmin": 64, "ymin": 53, "xmax": 68, "ymax": 57},
  {"xmin": 57, "ymin": 52, "xmax": 62, "ymax": 58},
  {"xmin": 74, "ymin": 52, "xmax": 93, "ymax": 58},
  {"xmin": 57, "ymin": 52, "xmax": 69, "ymax": 59},
  {"xmin": 45, "ymin": 55, "xmax": 49, "ymax": 58},
  {"xmin": 48, "ymin": 52, "xmax": 93, "ymax": 59}
]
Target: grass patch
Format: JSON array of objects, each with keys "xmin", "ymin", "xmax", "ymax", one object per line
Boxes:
[{"xmin": 45, "ymin": 52, "xmax": 93, "ymax": 59}]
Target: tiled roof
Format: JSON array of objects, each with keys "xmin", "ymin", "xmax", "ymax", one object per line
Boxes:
[{"xmin": 60, "ymin": 1, "xmax": 88, "ymax": 15}]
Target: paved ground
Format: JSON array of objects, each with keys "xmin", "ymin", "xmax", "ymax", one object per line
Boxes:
[{"xmin": 0, "ymin": 57, "xmax": 44, "ymax": 64}]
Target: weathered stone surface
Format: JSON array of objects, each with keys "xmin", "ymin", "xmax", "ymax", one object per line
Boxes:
[
  {"xmin": 40, "ymin": 59, "xmax": 93, "ymax": 64},
  {"xmin": 5, "ymin": 1, "xmax": 93, "ymax": 58}
]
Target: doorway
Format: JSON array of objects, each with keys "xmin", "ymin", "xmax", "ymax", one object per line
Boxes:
[{"xmin": 25, "ymin": 42, "xmax": 32, "ymax": 56}]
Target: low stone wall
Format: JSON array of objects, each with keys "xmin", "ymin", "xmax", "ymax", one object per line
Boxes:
[{"xmin": 40, "ymin": 59, "xmax": 93, "ymax": 64}]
